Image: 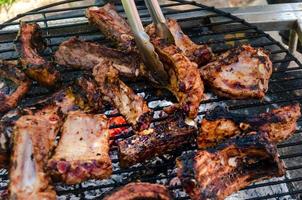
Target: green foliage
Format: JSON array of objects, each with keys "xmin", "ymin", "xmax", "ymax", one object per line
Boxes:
[{"xmin": 0, "ymin": 0, "xmax": 15, "ymax": 6}]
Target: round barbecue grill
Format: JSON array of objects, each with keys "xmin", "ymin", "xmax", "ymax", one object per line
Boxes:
[{"xmin": 1, "ymin": 0, "xmax": 302, "ymax": 199}]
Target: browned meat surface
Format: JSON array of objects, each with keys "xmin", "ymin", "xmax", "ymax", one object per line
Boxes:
[
  {"xmin": 86, "ymin": 3, "xmax": 136, "ymax": 52},
  {"xmin": 200, "ymin": 45, "xmax": 272, "ymax": 99},
  {"xmin": 16, "ymin": 22, "xmax": 60, "ymax": 87},
  {"xmin": 117, "ymin": 111, "xmax": 196, "ymax": 167},
  {"xmin": 54, "ymin": 37, "xmax": 146, "ymax": 79},
  {"xmin": 103, "ymin": 182, "xmax": 172, "ymax": 200},
  {"xmin": 48, "ymin": 111, "xmax": 112, "ymax": 184},
  {"xmin": 9, "ymin": 105, "xmax": 62, "ymax": 199},
  {"xmin": 0, "ymin": 60, "xmax": 31, "ymax": 113},
  {"xmin": 146, "ymin": 25, "xmax": 204, "ymax": 119},
  {"xmin": 177, "ymin": 132, "xmax": 285, "ymax": 200},
  {"xmin": 197, "ymin": 104, "xmax": 301, "ymax": 149},
  {"xmin": 93, "ymin": 60, "xmax": 152, "ymax": 131},
  {"xmin": 166, "ymin": 19, "xmax": 213, "ymax": 66}
]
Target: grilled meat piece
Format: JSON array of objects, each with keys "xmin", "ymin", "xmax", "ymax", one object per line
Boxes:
[
  {"xmin": 166, "ymin": 19, "xmax": 213, "ymax": 66},
  {"xmin": 177, "ymin": 132, "xmax": 285, "ymax": 200},
  {"xmin": 117, "ymin": 111, "xmax": 196, "ymax": 167},
  {"xmin": 197, "ymin": 104, "xmax": 301, "ymax": 149},
  {"xmin": 16, "ymin": 22, "xmax": 60, "ymax": 87},
  {"xmin": 0, "ymin": 60, "xmax": 31, "ymax": 113},
  {"xmin": 48, "ymin": 111, "xmax": 112, "ymax": 184},
  {"xmin": 86, "ymin": 3, "xmax": 136, "ymax": 52},
  {"xmin": 54, "ymin": 37, "xmax": 146, "ymax": 79},
  {"xmin": 9, "ymin": 105, "xmax": 62, "ymax": 199},
  {"xmin": 103, "ymin": 182, "xmax": 172, "ymax": 200},
  {"xmin": 200, "ymin": 45, "xmax": 272, "ymax": 99},
  {"xmin": 146, "ymin": 25, "xmax": 204, "ymax": 119},
  {"xmin": 93, "ymin": 60, "xmax": 152, "ymax": 131}
]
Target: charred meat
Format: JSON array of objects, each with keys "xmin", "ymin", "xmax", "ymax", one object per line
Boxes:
[
  {"xmin": 200, "ymin": 45, "xmax": 272, "ymax": 99},
  {"xmin": 177, "ymin": 132, "xmax": 285, "ymax": 200},
  {"xmin": 0, "ymin": 60, "xmax": 31, "ymax": 113},
  {"xmin": 48, "ymin": 111, "xmax": 112, "ymax": 184},
  {"xmin": 117, "ymin": 111, "xmax": 196, "ymax": 167},
  {"xmin": 146, "ymin": 24, "xmax": 204, "ymax": 119},
  {"xmin": 86, "ymin": 3, "xmax": 136, "ymax": 52},
  {"xmin": 9, "ymin": 105, "xmax": 62, "ymax": 199},
  {"xmin": 103, "ymin": 182, "xmax": 172, "ymax": 200},
  {"xmin": 93, "ymin": 60, "xmax": 152, "ymax": 131},
  {"xmin": 166, "ymin": 19, "xmax": 213, "ymax": 66},
  {"xmin": 197, "ymin": 104, "xmax": 301, "ymax": 149},
  {"xmin": 16, "ymin": 22, "xmax": 60, "ymax": 87},
  {"xmin": 54, "ymin": 37, "xmax": 146, "ymax": 79}
]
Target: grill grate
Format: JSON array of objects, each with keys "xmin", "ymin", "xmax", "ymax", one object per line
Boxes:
[{"xmin": 1, "ymin": 0, "xmax": 302, "ymax": 199}]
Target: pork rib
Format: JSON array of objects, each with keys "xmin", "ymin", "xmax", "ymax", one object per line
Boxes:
[
  {"xmin": 197, "ymin": 104, "xmax": 301, "ymax": 149},
  {"xmin": 177, "ymin": 132, "xmax": 285, "ymax": 200},
  {"xmin": 103, "ymin": 182, "xmax": 171, "ymax": 200},
  {"xmin": 9, "ymin": 105, "xmax": 62, "ymax": 199},
  {"xmin": 16, "ymin": 22, "xmax": 60, "ymax": 87}
]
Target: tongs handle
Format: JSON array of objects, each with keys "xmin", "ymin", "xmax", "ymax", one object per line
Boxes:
[
  {"xmin": 144, "ymin": 0, "xmax": 174, "ymax": 44},
  {"xmin": 121, "ymin": 0, "xmax": 169, "ymax": 86}
]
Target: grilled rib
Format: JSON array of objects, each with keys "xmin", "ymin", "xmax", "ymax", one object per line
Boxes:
[
  {"xmin": 200, "ymin": 45, "xmax": 272, "ymax": 99},
  {"xmin": 9, "ymin": 105, "xmax": 62, "ymax": 199},
  {"xmin": 48, "ymin": 111, "xmax": 112, "ymax": 184},
  {"xmin": 165, "ymin": 19, "xmax": 213, "ymax": 66},
  {"xmin": 197, "ymin": 104, "xmax": 301, "ymax": 149},
  {"xmin": 93, "ymin": 60, "xmax": 152, "ymax": 131},
  {"xmin": 54, "ymin": 37, "xmax": 147, "ymax": 79},
  {"xmin": 177, "ymin": 132, "xmax": 285, "ymax": 200},
  {"xmin": 146, "ymin": 25, "xmax": 204, "ymax": 119},
  {"xmin": 86, "ymin": 3, "xmax": 136, "ymax": 52},
  {"xmin": 103, "ymin": 182, "xmax": 172, "ymax": 200},
  {"xmin": 117, "ymin": 110, "xmax": 196, "ymax": 167},
  {"xmin": 0, "ymin": 60, "xmax": 31, "ymax": 113},
  {"xmin": 16, "ymin": 22, "xmax": 60, "ymax": 87}
]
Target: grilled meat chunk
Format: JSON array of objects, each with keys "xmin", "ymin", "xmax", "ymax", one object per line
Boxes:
[
  {"xmin": 117, "ymin": 111, "xmax": 196, "ymax": 167},
  {"xmin": 86, "ymin": 3, "xmax": 136, "ymax": 52},
  {"xmin": 197, "ymin": 104, "xmax": 301, "ymax": 149},
  {"xmin": 9, "ymin": 105, "xmax": 62, "ymax": 200},
  {"xmin": 166, "ymin": 19, "xmax": 213, "ymax": 66},
  {"xmin": 16, "ymin": 22, "xmax": 60, "ymax": 87},
  {"xmin": 146, "ymin": 25, "xmax": 204, "ymax": 119},
  {"xmin": 200, "ymin": 45, "xmax": 272, "ymax": 99},
  {"xmin": 54, "ymin": 37, "xmax": 146, "ymax": 79},
  {"xmin": 103, "ymin": 182, "xmax": 172, "ymax": 200},
  {"xmin": 48, "ymin": 111, "xmax": 112, "ymax": 184},
  {"xmin": 93, "ymin": 60, "xmax": 152, "ymax": 131},
  {"xmin": 177, "ymin": 132, "xmax": 285, "ymax": 200},
  {"xmin": 0, "ymin": 60, "xmax": 31, "ymax": 113}
]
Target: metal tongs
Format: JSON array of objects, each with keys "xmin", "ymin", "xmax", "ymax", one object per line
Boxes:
[{"xmin": 121, "ymin": 0, "xmax": 174, "ymax": 86}]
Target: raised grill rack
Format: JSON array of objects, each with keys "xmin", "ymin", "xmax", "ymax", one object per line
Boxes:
[{"xmin": 1, "ymin": 0, "xmax": 302, "ymax": 199}]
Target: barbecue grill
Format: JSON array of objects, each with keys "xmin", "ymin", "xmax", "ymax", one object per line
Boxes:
[{"xmin": 1, "ymin": 0, "xmax": 302, "ymax": 199}]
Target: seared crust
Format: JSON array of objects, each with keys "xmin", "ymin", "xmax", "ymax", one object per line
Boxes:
[
  {"xmin": 166, "ymin": 19, "xmax": 213, "ymax": 66},
  {"xmin": 0, "ymin": 60, "xmax": 31, "ymax": 113},
  {"xmin": 178, "ymin": 132, "xmax": 285, "ymax": 200},
  {"xmin": 48, "ymin": 111, "xmax": 112, "ymax": 184},
  {"xmin": 200, "ymin": 45, "xmax": 272, "ymax": 99},
  {"xmin": 146, "ymin": 24, "xmax": 204, "ymax": 119},
  {"xmin": 16, "ymin": 22, "xmax": 60, "ymax": 87},
  {"xmin": 9, "ymin": 105, "xmax": 62, "ymax": 200},
  {"xmin": 103, "ymin": 182, "xmax": 172, "ymax": 200},
  {"xmin": 197, "ymin": 104, "xmax": 301, "ymax": 149},
  {"xmin": 54, "ymin": 37, "xmax": 145, "ymax": 79},
  {"xmin": 117, "ymin": 111, "xmax": 196, "ymax": 167},
  {"xmin": 93, "ymin": 60, "xmax": 152, "ymax": 131},
  {"xmin": 86, "ymin": 3, "xmax": 136, "ymax": 52}
]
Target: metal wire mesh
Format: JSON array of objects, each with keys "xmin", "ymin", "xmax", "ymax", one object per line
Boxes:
[{"xmin": 1, "ymin": 0, "xmax": 302, "ymax": 199}]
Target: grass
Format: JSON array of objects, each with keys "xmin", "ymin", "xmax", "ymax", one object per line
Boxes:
[{"xmin": 0, "ymin": 0, "xmax": 15, "ymax": 5}]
